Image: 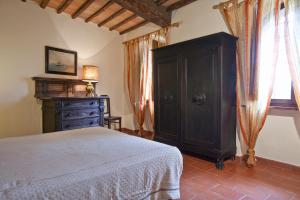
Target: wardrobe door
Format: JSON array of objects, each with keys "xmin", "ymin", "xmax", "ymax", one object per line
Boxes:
[
  {"xmin": 154, "ymin": 53, "xmax": 180, "ymax": 147},
  {"xmin": 181, "ymin": 45, "xmax": 220, "ymax": 155}
]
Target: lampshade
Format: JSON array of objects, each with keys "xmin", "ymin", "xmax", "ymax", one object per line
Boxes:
[{"xmin": 82, "ymin": 65, "xmax": 99, "ymax": 82}]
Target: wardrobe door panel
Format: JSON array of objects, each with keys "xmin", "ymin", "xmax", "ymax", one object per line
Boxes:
[
  {"xmin": 181, "ymin": 46, "xmax": 220, "ymax": 150},
  {"xmin": 154, "ymin": 55, "xmax": 180, "ymax": 146}
]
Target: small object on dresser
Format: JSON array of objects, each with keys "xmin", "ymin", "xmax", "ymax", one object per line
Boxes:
[{"xmin": 82, "ymin": 65, "xmax": 99, "ymax": 97}]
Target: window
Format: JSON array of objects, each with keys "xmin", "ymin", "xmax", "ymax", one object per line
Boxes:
[{"xmin": 270, "ymin": 8, "xmax": 297, "ymax": 109}]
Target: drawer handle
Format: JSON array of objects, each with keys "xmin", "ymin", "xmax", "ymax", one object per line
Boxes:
[
  {"xmin": 89, "ymin": 112, "xmax": 95, "ymax": 116},
  {"xmin": 89, "ymin": 102, "xmax": 95, "ymax": 105},
  {"xmin": 65, "ymin": 124, "xmax": 70, "ymax": 128},
  {"xmin": 64, "ymin": 113, "xmax": 70, "ymax": 118},
  {"xmin": 89, "ymin": 121, "xmax": 94, "ymax": 125},
  {"xmin": 65, "ymin": 102, "xmax": 71, "ymax": 106}
]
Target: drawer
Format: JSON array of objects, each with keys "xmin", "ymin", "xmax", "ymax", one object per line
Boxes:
[
  {"xmin": 62, "ymin": 109, "xmax": 100, "ymax": 120},
  {"xmin": 62, "ymin": 117, "xmax": 100, "ymax": 130},
  {"xmin": 62, "ymin": 100, "xmax": 99, "ymax": 110}
]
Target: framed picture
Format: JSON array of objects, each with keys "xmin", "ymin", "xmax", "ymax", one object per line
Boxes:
[{"xmin": 45, "ymin": 46, "xmax": 77, "ymax": 76}]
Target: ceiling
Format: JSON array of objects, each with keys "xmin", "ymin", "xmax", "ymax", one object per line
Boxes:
[{"xmin": 22, "ymin": 0, "xmax": 197, "ymax": 34}]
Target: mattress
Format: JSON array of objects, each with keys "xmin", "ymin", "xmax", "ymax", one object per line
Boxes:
[{"xmin": 0, "ymin": 127, "xmax": 182, "ymax": 200}]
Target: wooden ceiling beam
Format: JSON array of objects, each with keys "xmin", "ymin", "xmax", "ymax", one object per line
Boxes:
[
  {"xmin": 57, "ymin": 0, "xmax": 74, "ymax": 14},
  {"xmin": 167, "ymin": 0, "xmax": 197, "ymax": 11},
  {"xmin": 40, "ymin": 0, "xmax": 50, "ymax": 9},
  {"xmin": 110, "ymin": 0, "xmax": 171, "ymax": 27},
  {"xmin": 157, "ymin": 0, "xmax": 170, "ymax": 6},
  {"xmin": 109, "ymin": 14, "xmax": 137, "ymax": 31},
  {"xmin": 97, "ymin": 8, "xmax": 126, "ymax": 27},
  {"xmin": 72, "ymin": 0, "xmax": 96, "ymax": 19},
  {"xmin": 120, "ymin": 20, "xmax": 149, "ymax": 35},
  {"xmin": 85, "ymin": 0, "xmax": 114, "ymax": 23}
]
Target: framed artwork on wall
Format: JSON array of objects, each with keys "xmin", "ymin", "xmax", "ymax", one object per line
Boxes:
[{"xmin": 45, "ymin": 46, "xmax": 77, "ymax": 76}]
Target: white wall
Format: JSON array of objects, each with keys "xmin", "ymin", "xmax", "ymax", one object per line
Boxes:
[
  {"xmin": 124, "ymin": 0, "xmax": 300, "ymax": 166},
  {"xmin": 0, "ymin": 0, "xmax": 125, "ymax": 138}
]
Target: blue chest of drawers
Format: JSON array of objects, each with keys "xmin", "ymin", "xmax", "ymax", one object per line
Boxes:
[{"xmin": 42, "ymin": 97, "xmax": 104, "ymax": 133}]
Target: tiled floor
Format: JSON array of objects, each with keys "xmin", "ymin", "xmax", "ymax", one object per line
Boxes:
[
  {"xmin": 181, "ymin": 154, "xmax": 300, "ymax": 200},
  {"xmin": 120, "ymin": 129, "xmax": 300, "ymax": 200}
]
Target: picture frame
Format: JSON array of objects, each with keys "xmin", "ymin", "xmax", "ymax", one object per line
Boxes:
[{"xmin": 45, "ymin": 46, "xmax": 77, "ymax": 76}]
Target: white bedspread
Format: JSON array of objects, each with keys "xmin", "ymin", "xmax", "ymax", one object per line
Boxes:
[{"xmin": 0, "ymin": 127, "xmax": 182, "ymax": 200}]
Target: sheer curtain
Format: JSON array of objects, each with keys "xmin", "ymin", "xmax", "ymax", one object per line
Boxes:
[
  {"xmin": 217, "ymin": 0, "xmax": 280, "ymax": 167},
  {"xmin": 285, "ymin": 0, "xmax": 300, "ymax": 110},
  {"xmin": 124, "ymin": 28, "xmax": 169, "ymax": 135}
]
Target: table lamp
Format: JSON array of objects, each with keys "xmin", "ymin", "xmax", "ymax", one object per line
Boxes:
[{"xmin": 82, "ymin": 65, "xmax": 99, "ymax": 97}]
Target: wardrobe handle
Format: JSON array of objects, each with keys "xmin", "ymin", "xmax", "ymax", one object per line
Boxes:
[
  {"xmin": 192, "ymin": 94, "xmax": 206, "ymax": 105},
  {"xmin": 163, "ymin": 95, "xmax": 174, "ymax": 102}
]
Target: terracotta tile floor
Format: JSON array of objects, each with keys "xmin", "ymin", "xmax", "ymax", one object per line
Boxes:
[
  {"xmin": 119, "ymin": 129, "xmax": 300, "ymax": 200},
  {"xmin": 181, "ymin": 154, "xmax": 300, "ymax": 200}
]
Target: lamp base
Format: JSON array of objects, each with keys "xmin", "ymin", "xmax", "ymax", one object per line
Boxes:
[{"xmin": 86, "ymin": 82, "xmax": 95, "ymax": 97}]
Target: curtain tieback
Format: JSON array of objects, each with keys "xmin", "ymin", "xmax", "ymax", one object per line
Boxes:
[{"xmin": 247, "ymin": 148, "xmax": 256, "ymax": 167}]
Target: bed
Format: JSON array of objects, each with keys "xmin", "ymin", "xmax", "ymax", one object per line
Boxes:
[{"xmin": 0, "ymin": 127, "xmax": 182, "ymax": 200}]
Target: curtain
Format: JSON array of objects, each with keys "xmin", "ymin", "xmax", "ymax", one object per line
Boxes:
[
  {"xmin": 218, "ymin": 0, "xmax": 280, "ymax": 167},
  {"xmin": 284, "ymin": 0, "xmax": 300, "ymax": 110},
  {"xmin": 124, "ymin": 28, "xmax": 169, "ymax": 135}
]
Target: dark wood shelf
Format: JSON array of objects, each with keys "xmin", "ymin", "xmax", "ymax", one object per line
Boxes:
[{"xmin": 32, "ymin": 76, "xmax": 97, "ymax": 100}]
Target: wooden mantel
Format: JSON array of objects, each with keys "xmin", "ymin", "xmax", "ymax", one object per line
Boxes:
[{"xmin": 32, "ymin": 77, "xmax": 96, "ymax": 100}]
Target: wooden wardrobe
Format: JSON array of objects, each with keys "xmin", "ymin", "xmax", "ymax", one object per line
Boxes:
[{"xmin": 153, "ymin": 32, "xmax": 237, "ymax": 169}]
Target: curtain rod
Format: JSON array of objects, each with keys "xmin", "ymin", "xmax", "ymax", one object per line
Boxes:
[
  {"xmin": 122, "ymin": 22, "xmax": 180, "ymax": 45},
  {"xmin": 213, "ymin": 0, "xmax": 255, "ymax": 9},
  {"xmin": 213, "ymin": 0, "xmax": 234, "ymax": 9}
]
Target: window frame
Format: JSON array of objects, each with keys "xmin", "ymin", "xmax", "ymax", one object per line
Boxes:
[
  {"xmin": 270, "ymin": 3, "xmax": 297, "ymax": 110},
  {"xmin": 271, "ymin": 84, "xmax": 297, "ymax": 110}
]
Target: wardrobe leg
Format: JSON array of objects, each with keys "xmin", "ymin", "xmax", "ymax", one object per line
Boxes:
[
  {"xmin": 216, "ymin": 159, "xmax": 224, "ymax": 170},
  {"xmin": 231, "ymin": 155, "xmax": 236, "ymax": 161}
]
